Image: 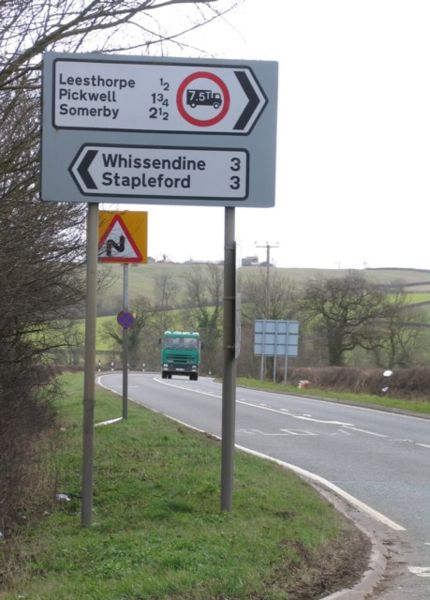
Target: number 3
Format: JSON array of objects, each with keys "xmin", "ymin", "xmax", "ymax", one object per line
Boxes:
[
  {"xmin": 230, "ymin": 157, "xmax": 241, "ymax": 171},
  {"xmin": 230, "ymin": 176, "xmax": 240, "ymax": 190}
]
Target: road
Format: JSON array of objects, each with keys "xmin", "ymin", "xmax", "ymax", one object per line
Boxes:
[{"xmin": 99, "ymin": 373, "xmax": 430, "ymax": 599}]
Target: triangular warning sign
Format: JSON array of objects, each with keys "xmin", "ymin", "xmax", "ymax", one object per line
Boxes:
[{"xmin": 98, "ymin": 215, "xmax": 143, "ymax": 263}]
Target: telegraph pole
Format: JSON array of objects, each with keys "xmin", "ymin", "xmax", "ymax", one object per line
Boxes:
[{"xmin": 255, "ymin": 241, "xmax": 279, "ymax": 380}]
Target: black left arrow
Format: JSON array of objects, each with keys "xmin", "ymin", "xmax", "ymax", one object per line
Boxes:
[
  {"xmin": 234, "ymin": 70, "xmax": 262, "ymax": 131},
  {"xmin": 78, "ymin": 149, "xmax": 98, "ymax": 189}
]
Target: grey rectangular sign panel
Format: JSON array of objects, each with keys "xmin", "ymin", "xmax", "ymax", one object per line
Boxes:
[
  {"xmin": 254, "ymin": 319, "xmax": 299, "ymax": 357},
  {"xmin": 41, "ymin": 52, "xmax": 278, "ymax": 207}
]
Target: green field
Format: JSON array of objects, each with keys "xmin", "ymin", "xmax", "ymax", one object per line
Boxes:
[{"xmin": 1, "ymin": 373, "xmax": 368, "ymax": 600}]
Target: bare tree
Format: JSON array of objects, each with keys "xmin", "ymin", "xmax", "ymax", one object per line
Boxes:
[
  {"xmin": 0, "ymin": 0, "xmax": 238, "ymax": 534},
  {"xmin": 183, "ymin": 263, "xmax": 223, "ymax": 374},
  {"xmin": 241, "ymin": 269, "xmax": 298, "ymax": 322},
  {"xmin": 152, "ymin": 271, "xmax": 179, "ymax": 333},
  {"xmin": 372, "ymin": 290, "xmax": 426, "ymax": 369},
  {"xmin": 300, "ymin": 272, "xmax": 387, "ymax": 366}
]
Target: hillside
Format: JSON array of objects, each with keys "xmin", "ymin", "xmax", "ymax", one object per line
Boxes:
[{"xmin": 97, "ymin": 263, "xmax": 430, "ymax": 313}]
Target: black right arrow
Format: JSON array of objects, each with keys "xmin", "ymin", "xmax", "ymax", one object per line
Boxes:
[
  {"xmin": 234, "ymin": 71, "xmax": 261, "ymax": 131},
  {"xmin": 78, "ymin": 149, "xmax": 98, "ymax": 189}
]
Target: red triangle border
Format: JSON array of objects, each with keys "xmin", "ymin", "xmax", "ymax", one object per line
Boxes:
[{"xmin": 98, "ymin": 214, "xmax": 144, "ymax": 263}]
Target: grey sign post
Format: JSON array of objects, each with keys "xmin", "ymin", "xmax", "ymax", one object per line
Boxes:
[
  {"xmin": 254, "ymin": 320, "xmax": 299, "ymax": 383},
  {"xmin": 41, "ymin": 51, "xmax": 278, "ymax": 520}
]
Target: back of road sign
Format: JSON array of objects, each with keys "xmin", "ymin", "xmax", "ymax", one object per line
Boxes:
[{"xmin": 40, "ymin": 52, "xmax": 278, "ymax": 208}]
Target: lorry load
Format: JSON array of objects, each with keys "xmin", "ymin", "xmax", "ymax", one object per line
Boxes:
[{"xmin": 160, "ymin": 331, "xmax": 201, "ymax": 381}]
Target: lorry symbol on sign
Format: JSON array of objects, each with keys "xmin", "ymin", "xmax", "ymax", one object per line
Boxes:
[{"xmin": 186, "ymin": 89, "xmax": 222, "ymax": 109}]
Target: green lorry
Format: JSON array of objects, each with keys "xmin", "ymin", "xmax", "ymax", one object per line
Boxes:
[{"xmin": 160, "ymin": 331, "xmax": 201, "ymax": 381}]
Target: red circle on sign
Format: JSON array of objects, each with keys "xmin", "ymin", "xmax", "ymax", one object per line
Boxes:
[{"xmin": 176, "ymin": 71, "xmax": 230, "ymax": 127}]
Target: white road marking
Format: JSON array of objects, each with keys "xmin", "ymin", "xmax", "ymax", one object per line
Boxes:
[
  {"xmin": 238, "ymin": 398, "xmax": 354, "ymax": 427},
  {"xmin": 416, "ymin": 443, "xmax": 430, "ymax": 449},
  {"xmin": 408, "ymin": 566, "xmax": 430, "ymax": 577},
  {"xmin": 249, "ymin": 428, "xmax": 316, "ymax": 436},
  {"xmin": 294, "ymin": 414, "xmax": 354, "ymax": 426},
  {"xmin": 95, "ymin": 417, "xmax": 123, "ymax": 427},
  {"xmin": 280, "ymin": 428, "xmax": 316, "ymax": 436},
  {"xmin": 343, "ymin": 425, "xmax": 388, "ymax": 438},
  {"xmin": 153, "ymin": 376, "xmax": 221, "ymax": 398},
  {"xmin": 250, "ymin": 428, "xmax": 291, "ymax": 437}
]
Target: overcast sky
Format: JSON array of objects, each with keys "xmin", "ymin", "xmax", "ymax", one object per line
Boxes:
[{"xmin": 102, "ymin": 0, "xmax": 430, "ymax": 270}]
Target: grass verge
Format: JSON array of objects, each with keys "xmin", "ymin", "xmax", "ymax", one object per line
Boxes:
[
  {"xmin": 236, "ymin": 377, "xmax": 430, "ymax": 416},
  {"xmin": 1, "ymin": 373, "xmax": 369, "ymax": 600}
]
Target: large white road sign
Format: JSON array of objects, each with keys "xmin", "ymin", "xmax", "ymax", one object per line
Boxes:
[{"xmin": 41, "ymin": 52, "xmax": 278, "ymax": 207}]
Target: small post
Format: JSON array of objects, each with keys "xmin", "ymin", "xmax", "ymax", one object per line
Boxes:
[
  {"xmin": 81, "ymin": 202, "xmax": 98, "ymax": 528},
  {"xmin": 283, "ymin": 328, "xmax": 289, "ymax": 384},
  {"xmin": 273, "ymin": 320, "xmax": 278, "ymax": 383},
  {"xmin": 122, "ymin": 263, "xmax": 129, "ymax": 420}
]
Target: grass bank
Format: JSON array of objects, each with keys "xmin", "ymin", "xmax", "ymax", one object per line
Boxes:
[
  {"xmin": 236, "ymin": 377, "xmax": 430, "ymax": 416},
  {"xmin": 1, "ymin": 373, "xmax": 368, "ymax": 600}
]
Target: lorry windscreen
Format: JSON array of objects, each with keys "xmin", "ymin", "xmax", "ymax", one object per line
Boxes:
[{"xmin": 163, "ymin": 337, "xmax": 198, "ymax": 350}]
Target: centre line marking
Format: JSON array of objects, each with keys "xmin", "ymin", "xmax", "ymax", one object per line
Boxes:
[
  {"xmin": 343, "ymin": 426, "xmax": 388, "ymax": 438},
  {"xmin": 408, "ymin": 566, "xmax": 430, "ymax": 577}
]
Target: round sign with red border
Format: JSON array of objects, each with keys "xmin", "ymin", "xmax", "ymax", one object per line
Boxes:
[{"xmin": 176, "ymin": 71, "xmax": 230, "ymax": 127}]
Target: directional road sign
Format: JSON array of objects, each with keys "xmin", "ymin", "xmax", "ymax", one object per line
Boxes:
[
  {"xmin": 41, "ymin": 52, "xmax": 278, "ymax": 207},
  {"xmin": 98, "ymin": 210, "xmax": 147, "ymax": 263},
  {"xmin": 71, "ymin": 144, "xmax": 248, "ymax": 200},
  {"xmin": 254, "ymin": 320, "xmax": 299, "ymax": 357},
  {"xmin": 52, "ymin": 58, "xmax": 266, "ymax": 135}
]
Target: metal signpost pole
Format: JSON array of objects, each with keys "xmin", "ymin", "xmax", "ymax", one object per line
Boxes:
[
  {"xmin": 122, "ymin": 263, "xmax": 129, "ymax": 420},
  {"xmin": 284, "ymin": 327, "xmax": 289, "ymax": 384},
  {"xmin": 81, "ymin": 202, "xmax": 98, "ymax": 527},
  {"xmin": 221, "ymin": 207, "xmax": 236, "ymax": 512},
  {"xmin": 273, "ymin": 321, "xmax": 278, "ymax": 383}
]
